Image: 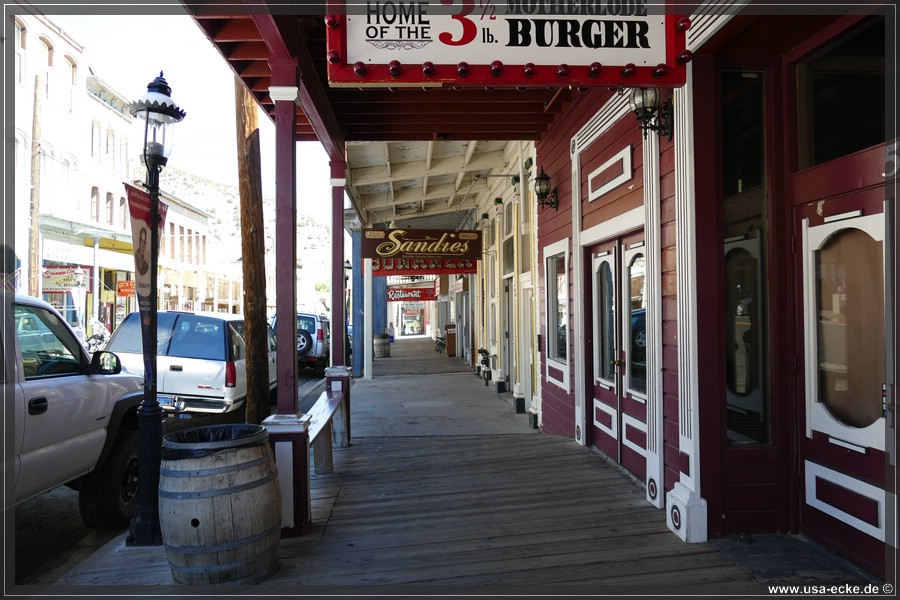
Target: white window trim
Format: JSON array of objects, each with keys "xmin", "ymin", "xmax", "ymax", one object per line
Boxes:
[{"xmin": 543, "ymin": 237, "xmax": 570, "ymax": 392}]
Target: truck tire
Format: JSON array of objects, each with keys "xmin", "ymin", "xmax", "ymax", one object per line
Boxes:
[{"xmin": 78, "ymin": 429, "xmax": 139, "ymax": 530}]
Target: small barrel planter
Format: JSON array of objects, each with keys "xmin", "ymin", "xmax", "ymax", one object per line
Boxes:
[
  {"xmin": 159, "ymin": 424, "xmax": 282, "ymax": 585},
  {"xmin": 373, "ymin": 335, "xmax": 391, "ymax": 357}
]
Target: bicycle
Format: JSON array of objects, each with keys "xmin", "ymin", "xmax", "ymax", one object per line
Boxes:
[{"xmin": 434, "ymin": 336, "xmax": 446, "ymax": 353}]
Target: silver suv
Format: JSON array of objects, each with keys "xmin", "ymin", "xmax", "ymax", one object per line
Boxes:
[
  {"xmin": 270, "ymin": 312, "xmax": 330, "ymax": 375},
  {"xmin": 105, "ymin": 311, "xmax": 277, "ymax": 416}
]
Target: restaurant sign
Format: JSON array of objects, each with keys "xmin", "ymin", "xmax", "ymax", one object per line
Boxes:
[
  {"xmin": 362, "ymin": 228, "xmax": 481, "ymax": 276},
  {"xmin": 325, "ymin": 1, "xmax": 691, "ymax": 88},
  {"xmin": 42, "ymin": 267, "xmax": 83, "ymax": 292},
  {"xmin": 387, "ymin": 287, "xmax": 438, "ymax": 302}
]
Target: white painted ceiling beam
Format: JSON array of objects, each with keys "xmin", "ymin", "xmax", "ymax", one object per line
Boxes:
[
  {"xmin": 348, "ymin": 150, "xmax": 506, "ymax": 186},
  {"xmin": 359, "ymin": 178, "xmax": 489, "ymax": 206}
]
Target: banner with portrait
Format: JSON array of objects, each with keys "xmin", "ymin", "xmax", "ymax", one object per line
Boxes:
[{"xmin": 125, "ymin": 182, "xmax": 169, "ymax": 381}]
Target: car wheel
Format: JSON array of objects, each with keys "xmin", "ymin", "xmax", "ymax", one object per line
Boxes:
[
  {"xmin": 634, "ymin": 330, "xmax": 646, "ymax": 348},
  {"xmin": 297, "ymin": 329, "xmax": 313, "ymax": 356},
  {"xmin": 78, "ymin": 429, "xmax": 139, "ymax": 530}
]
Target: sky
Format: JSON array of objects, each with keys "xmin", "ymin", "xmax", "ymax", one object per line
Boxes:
[{"xmin": 50, "ymin": 10, "xmax": 338, "ymax": 226}]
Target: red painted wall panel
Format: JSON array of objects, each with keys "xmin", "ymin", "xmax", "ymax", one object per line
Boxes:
[{"xmin": 535, "ymin": 89, "xmax": 612, "ymax": 439}]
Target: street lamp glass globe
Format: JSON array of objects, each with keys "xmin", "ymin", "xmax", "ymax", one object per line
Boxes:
[
  {"xmin": 130, "ymin": 72, "xmax": 186, "ymax": 165},
  {"xmin": 135, "ymin": 115, "xmax": 175, "ymax": 161}
]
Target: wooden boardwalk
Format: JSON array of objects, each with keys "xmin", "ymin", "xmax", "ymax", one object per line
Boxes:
[
  {"xmin": 274, "ymin": 434, "xmax": 760, "ymax": 591},
  {"xmin": 269, "ymin": 435, "xmax": 750, "ymax": 591},
  {"xmin": 56, "ymin": 434, "xmax": 763, "ymax": 593},
  {"xmin": 51, "ymin": 338, "xmax": 869, "ymax": 593}
]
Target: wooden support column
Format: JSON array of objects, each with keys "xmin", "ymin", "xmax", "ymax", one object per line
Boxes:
[
  {"xmin": 269, "ymin": 59, "xmax": 299, "ymax": 416},
  {"xmin": 262, "ymin": 58, "xmax": 311, "ymax": 538},
  {"xmin": 330, "ymin": 160, "xmax": 347, "ymax": 368}
]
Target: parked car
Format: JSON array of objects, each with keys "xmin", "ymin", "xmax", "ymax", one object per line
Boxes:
[
  {"xmin": 630, "ymin": 308, "xmax": 647, "ymax": 362},
  {"xmin": 7, "ymin": 292, "xmax": 145, "ymax": 530},
  {"xmin": 269, "ymin": 312, "xmax": 331, "ymax": 375},
  {"xmin": 104, "ymin": 311, "xmax": 277, "ymax": 416}
]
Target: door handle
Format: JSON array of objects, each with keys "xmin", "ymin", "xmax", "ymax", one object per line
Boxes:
[
  {"xmin": 28, "ymin": 397, "xmax": 48, "ymax": 415},
  {"xmin": 610, "ymin": 359, "xmax": 625, "ymax": 367},
  {"xmin": 170, "ymin": 365, "xmax": 183, "ymax": 372}
]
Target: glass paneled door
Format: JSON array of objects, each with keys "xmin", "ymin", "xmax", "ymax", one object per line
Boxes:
[
  {"xmin": 588, "ymin": 231, "xmax": 648, "ymax": 479},
  {"xmin": 796, "ymin": 191, "xmax": 888, "ymax": 573}
]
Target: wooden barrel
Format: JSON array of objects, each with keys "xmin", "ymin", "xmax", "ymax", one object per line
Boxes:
[
  {"xmin": 373, "ymin": 336, "xmax": 391, "ymax": 357},
  {"xmin": 159, "ymin": 424, "xmax": 282, "ymax": 585}
]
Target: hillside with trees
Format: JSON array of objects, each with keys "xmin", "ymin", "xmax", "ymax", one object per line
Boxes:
[{"xmin": 159, "ymin": 165, "xmax": 333, "ymax": 301}]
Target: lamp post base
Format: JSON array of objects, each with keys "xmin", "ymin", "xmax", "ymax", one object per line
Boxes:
[
  {"xmin": 127, "ymin": 510, "xmax": 162, "ymax": 546},
  {"xmin": 127, "ymin": 391, "xmax": 164, "ymax": 546}
]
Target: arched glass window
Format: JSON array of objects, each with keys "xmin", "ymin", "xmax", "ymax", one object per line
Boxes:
[
  {"xmin": 597, "ymin": 261, "xmax": 615, "ymax": 381},
  {"xmin": 91, "ymin": 187, "xmax": 99, "ymax": 221},
  {"xmin": 815, "ymin": 228, "xmax": 884, "ymax": 428},
  {"xmin": 14, "ymin": 19, "xmax": 26, "ymax": 85},
  {"xmin": 627, "ymin": 254, "xmax": 646, "ymax": 394},
  {"xmin": 38, "ymin": 37, "xmax": 52, "ymax": 99},
  {"xmin": 65, "ymin": 56, "xmax": 77, "ymax": 111}
]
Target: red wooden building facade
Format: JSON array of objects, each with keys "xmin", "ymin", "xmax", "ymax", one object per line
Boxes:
[
  {"xmin": 534, "ymin": 12, "xmax": 895, "ymax": 579},
  {"xmin": 185, "ymin": 2, "xmax": 896, "ymax": 580}
]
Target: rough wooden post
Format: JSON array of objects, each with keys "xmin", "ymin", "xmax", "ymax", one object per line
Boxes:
[{"xmin": 235, "ymin": 77, "xmax": 269, "ymax": 425}]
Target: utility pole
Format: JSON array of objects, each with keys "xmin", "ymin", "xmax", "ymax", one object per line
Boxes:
[
  {"xmin": 234, "ymin": 76, "xmax": 269, "ymax": 424},
  {"xmin": 28, "ymin": 73, "xmax": 43, "ymax": 297}
]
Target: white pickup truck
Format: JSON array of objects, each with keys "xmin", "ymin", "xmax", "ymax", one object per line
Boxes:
[{"xmin": 5, "ymin": 292, "xmax": 145, "ymax": 529}]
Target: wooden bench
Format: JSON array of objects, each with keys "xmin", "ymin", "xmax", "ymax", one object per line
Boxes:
[
  {"xmin": 306, "ymin": 387, "xmax": 348, "ymax": 474},
  {"xmin": 265, "ymin": 370, "xmax": 350, "ymax": 535}
]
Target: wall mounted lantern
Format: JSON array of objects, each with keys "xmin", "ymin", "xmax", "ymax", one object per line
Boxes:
[
  {"xmin": 629, "ymin": 87, "xmax": 672, "ymax": 141},
  {"xmin": 534, "ymin": 169, "xmax": 559, "ymax": 210}
]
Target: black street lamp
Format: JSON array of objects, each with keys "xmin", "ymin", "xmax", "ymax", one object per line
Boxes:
[{"xmin": 126, "ymin": 72, "xmax": 185, "ymax": 546}]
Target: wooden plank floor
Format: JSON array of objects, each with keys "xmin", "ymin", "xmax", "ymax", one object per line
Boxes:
[
  {"xmin": 56, "ymin": 433, "xmax": 764, "ymax": 593},
  {"xmin": 48, "ymin": 338, "xmax": 876, "ymax": 592},
  {"xmin": 270, "ymin": 434, "xmax": 763, "ymax": 593}
]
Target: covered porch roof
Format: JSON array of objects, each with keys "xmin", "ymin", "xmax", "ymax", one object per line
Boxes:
[{"xmin": 183, "ymin": 7, "xmax": 582, "ymax": 229}]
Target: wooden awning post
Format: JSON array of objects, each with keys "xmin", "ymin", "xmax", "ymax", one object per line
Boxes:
[
  {"xmin": 330, "ymin": 159, "xmax": 347, "ymax": 368},
  {"xmin": 269, "ymin": 58, "xmax": 300, "ymax": 416}
]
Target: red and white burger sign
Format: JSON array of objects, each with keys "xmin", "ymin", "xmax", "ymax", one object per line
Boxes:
[{"xmin": 325, "ymin": 1, "xmax": 691, "ymax": 88}]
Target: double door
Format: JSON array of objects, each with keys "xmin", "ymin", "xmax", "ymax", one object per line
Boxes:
[{"xmin": 588, "ymin": 231, "xmax": 648, "ymax": 479}]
